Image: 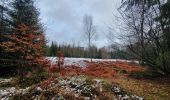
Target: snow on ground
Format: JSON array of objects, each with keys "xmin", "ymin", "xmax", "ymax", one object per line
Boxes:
[
  {"xmin": 0, "ymin": 78, "xmax": 12, "ymax": 84},
  {"xmin": 0, "ymin": 58, "xmax": 141, "ymax": 99},
  {"xmin": 0, "ymin": 87, "xmax": 30, "ymax": 98},
  {"xmin": 0, "ymin": 76, "xmax": 143, "ymax": 100},
  {"xmin": 47, "ymin": 57, "xmax": 139, "ymax": 67},
  {"xmin": 0, "ymin": 78, "xmax": 30, "ymax": 99},
  {"xmin": 47, "ymin": 57, "xmax": 87, "ymax": 67}
]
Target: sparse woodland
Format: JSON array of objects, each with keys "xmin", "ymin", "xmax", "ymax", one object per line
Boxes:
[
  {"xmin": 0, "ymin": 0, "xmax": 170, "ymax": 100},
  {"xmin": 119, "ymin": 0, "xmax": 170, "ymax": 75}
]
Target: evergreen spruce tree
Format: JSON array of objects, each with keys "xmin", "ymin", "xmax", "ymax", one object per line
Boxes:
[
  {"xmin": 9, "ymin": 0, "xmax": 43, "ymax": 34},
  {"xmin": 0, "ymin": 0, "xmax": 15, "ymax": 73},
  {"xmin": 0, "ymin": 0, "xmax": 46, "ymax": 76}
]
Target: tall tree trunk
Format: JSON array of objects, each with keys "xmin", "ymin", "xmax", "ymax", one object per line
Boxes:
[
  {"xmin": 89, "ymin": 33, "xmax": 92, "ymax": 62},
  {"xmin": 1, "ymin": 0, "xmax": 4, "ymax": 33},
  {"xmin": 140, "ymin": 0, "xmax": 145, "ymax": 65}
]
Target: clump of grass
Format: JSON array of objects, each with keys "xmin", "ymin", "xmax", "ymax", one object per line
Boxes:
[
  {"xmin": 129, "ymin": 70, "xmax": 162, "ymax": 79},
  {"xmin": 119, "ymin": 69, "xmax": 128, "ymax": 74},
  {"xmin": 0, "ymin": 82, "xmax": 12, "ymax": 89},
  {"xmin": 102, "ymin": 81, "xmax": 112, "ymax": 92},
  {"xmin": 113, "ymin": 77, "xmax": 170, "ymax": 100},
  {"xmin": 8, "ymin": 71, "xmax": 49, "ymax": 88}
]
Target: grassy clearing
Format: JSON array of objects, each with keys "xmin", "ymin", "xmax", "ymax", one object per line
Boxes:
[
  {"xmin": 1, "ymin": 61, "xmax": 169, "ymax": 99},
  {"xmin": 78, "ymin": 61, "xmax": 170, "ymax": 100},
  {"xmin": 111, "ymin": 77, "xmax": 170, "ymax": 100}
]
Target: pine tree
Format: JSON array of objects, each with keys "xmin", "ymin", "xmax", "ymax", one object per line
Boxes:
[
  {"xmin": 0, "ymin": 24, "xmax": 45, "ymax": 76},
  {"xmin": 160, "ymin": 1, "xmax": 170, "ymax": 50},
  {"xmin": 49, "ymin": 42, "xmax": 58, "ymax": 56},
  {"xmin": 9, "ymin": 0, "xmax": 46, "ymax": 54},
  {"xmin": 0, "ymin": 0, "xmax": 14, "ymax": 70},
  {"xmin": 0, "ymin": 0, "xmax": 46, "ymax": 76},
  {"xmin": 9, "ymin": 0, "xmax": 43, "ymax": 34}
]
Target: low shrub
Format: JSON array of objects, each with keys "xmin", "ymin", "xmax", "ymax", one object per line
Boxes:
[
  {"xmin": 9, "ymin": 71, "xmax": 49, "ymax": 88},
  {"xmin": 129, "ymin": 71, "xmax": 162, "ymax": 79}
]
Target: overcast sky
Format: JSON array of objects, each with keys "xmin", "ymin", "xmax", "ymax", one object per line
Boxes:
[{"xmin": 35, "ymin": 0, "xmax": 121, "ymax": 48}]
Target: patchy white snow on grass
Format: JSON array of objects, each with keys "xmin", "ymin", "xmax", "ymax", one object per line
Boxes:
[
  {"xmin": 0, "ymin": 78, "xmax": 30, "ymax": 99},
  {"xmin": 47, "ymin": 57, "xmax": 88, "ymax": 67},
  {"xmin": 0, "ymin": 86, "xmax": 30, "ymax": 98},
  {"xmin": 47, "ymin": 57, "xmax": 139, "ymax": 68},
  {"xmin": 0, "ymin": 78, "xmax": 12, "ymax": 84},
  {"xmin": 0, "ymin": 76, "xmax": 143, "ymax": 100}
]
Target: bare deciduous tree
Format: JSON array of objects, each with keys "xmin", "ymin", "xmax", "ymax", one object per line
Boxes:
[
  {"xmin": 83, "ymin": 14, "xmax": 96, "ymax": 62},
  {"xmin": 118, "ymin": 0, "xmax": 170, "ymax": 74}
]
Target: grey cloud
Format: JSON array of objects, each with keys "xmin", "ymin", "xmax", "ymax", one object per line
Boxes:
[{"xmin": 35, "ymin": 0, "xmax": 121, "ymax": 47}]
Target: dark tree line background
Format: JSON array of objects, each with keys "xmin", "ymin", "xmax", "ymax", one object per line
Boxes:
[{"xmin": 46, "ymin": 41, "xmax": 131, "ymax": 59}]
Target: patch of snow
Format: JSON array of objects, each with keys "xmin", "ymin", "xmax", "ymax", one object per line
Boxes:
[
  {"xmin": 94, "ymin": 79, "xmax": 102, "ymax": 84},
  {"xmin": 74, "ymin": 93, "xmax": 79, "ymax": 97},
  {"xmin": 47, "ymin": 57, "xmax": 139, "ymax": 68},
  {"xmin": 0, "ymin": 87, "xmax": 30, "ymax": 98},
  {"xmin": 84, "ymin": 97, "xmax": 90, "ymax": 100},
  {"xmin": 122, "ymin": 94, "xmax": 130, "ymax": 99},
  {"xmin": 36, "ymin": 87, "xmax": 42, "ymax": 91},
  {"xmin": 0, "ymin": 78, "xmax": 12, "ymax": 84},
  {"xmin": 0, "ymin": 90, "xmax": 9, "ymax": 97},
  {"xmin": 112, "ymin": 85, "xmax": 143, "ymax": 100},
  {"xmin": 132, "ymin": 95, "xmax": 144, "ymax": 100},
  {"xmin": 52, "ymin": 97, "xmax": 56, "ymax": 100},
  {"xmin": 93, "ymin": 79, "xmax": 103, "ymax": 92},
  {"xmin": 1, "ymin": 96, "xmax": 8, "ymax": 100}
]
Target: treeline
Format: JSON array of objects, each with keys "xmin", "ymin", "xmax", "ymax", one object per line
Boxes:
[
  {"xmin": 0, "ymin": 0, "xmax": 46, "ymax": 77},
  {"xmin": 46, "ymin": 42, "xmax": 131, "ymax": 59}
]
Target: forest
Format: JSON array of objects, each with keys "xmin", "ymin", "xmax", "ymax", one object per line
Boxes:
[
  {"xmin": 46, "ymin": 42, "xmax": 131, "ymax": 59},
  {"xmin": 0, "ymin": 0, "xmax": 170, "ymax": 100}
]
